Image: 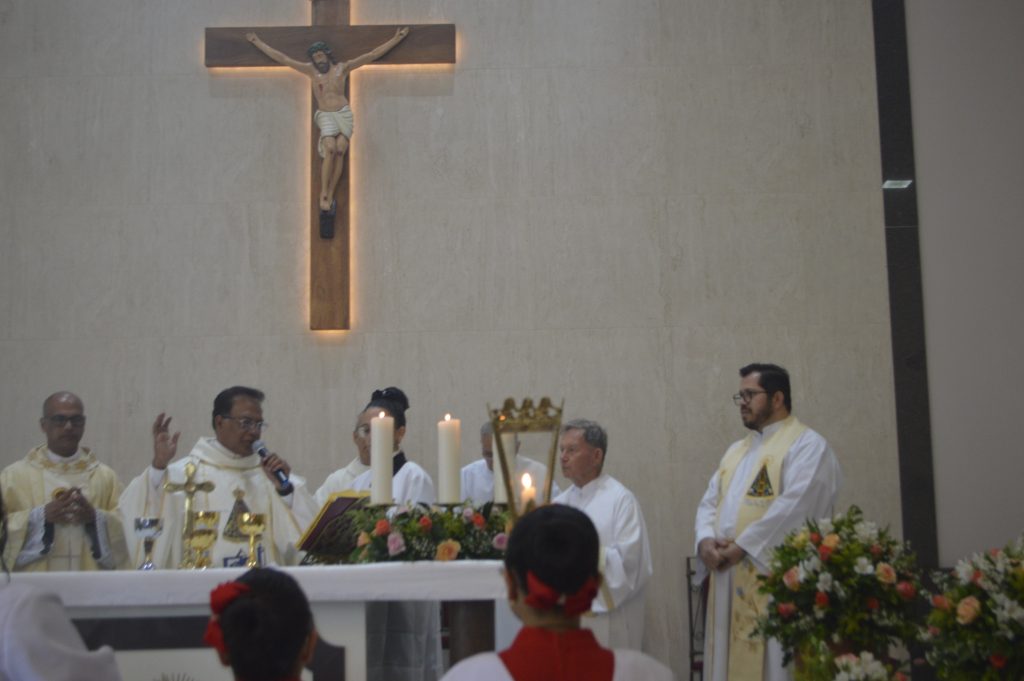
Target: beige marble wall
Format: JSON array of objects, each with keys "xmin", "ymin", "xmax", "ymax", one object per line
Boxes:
[{"xmin": 0, "ymin": 0, "xmax": 899, "ymax": 674}]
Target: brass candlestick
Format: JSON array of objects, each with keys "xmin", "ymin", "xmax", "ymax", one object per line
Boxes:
[{"xmin": 237, "ymin": 512, "xmax": 267, "ymax": 568}]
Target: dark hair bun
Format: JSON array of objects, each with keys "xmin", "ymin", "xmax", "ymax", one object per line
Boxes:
[{"xmin": 371, "ymin": 387, "xmax": 409, "ymax": 412}]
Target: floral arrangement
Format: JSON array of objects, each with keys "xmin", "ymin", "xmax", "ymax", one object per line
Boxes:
[
  {"xmin": 347, "ymin": 501, "xmax": 512, "ymax": 563},
  {"xmin": 753, "ymin": 506, "xmax": 922, "ymax": 680},
  {"xmin": 922, "ymin": 534, "xmax": 1024, "ymax": 680}
]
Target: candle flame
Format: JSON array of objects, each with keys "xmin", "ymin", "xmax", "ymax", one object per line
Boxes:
[
  {"xmin": 444, "ymin": 413, "xmax": 452, "ymax": 422},
  {"xmin": 521, "ymin": 473, "xmax": 533, "ymax": 489},
  {"xmin": 379, "ymin": 411, "xmax": 386, "ymax": 418}
]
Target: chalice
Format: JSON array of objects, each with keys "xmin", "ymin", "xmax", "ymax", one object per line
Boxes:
[
  {"xmin": 134, "ymin": 517, "xmax": 163, "ymax": 570},
  {"xmin": 188, "ymin": 510, "xmax": 220, "ymax": 569},
  {"xmin": 237, "ymin": 512, "xmax": 267, "ymax": 568}
]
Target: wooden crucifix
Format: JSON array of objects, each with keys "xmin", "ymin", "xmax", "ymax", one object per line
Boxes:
[{"xmin": 204, "ymin": 2, "xmax": 455, "ymax": 330}]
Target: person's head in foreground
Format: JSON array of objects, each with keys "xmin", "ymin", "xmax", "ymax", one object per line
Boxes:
[
  {"xmin": 204, "ymin": 568, "xmax": 317, "ymax": 681},
  {"xmin": 503, "ymin": 504, "xmax": 601, "ymax": 628}
]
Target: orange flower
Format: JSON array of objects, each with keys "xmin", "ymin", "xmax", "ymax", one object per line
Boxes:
[
  {"xmin": 435, "ymin": 539, "xmax": 461, "ymax": 562},
  {"xmin": 990, "ymin": 654, "xmax": 1007, "ymax": 669},
  {"xmin": 356, "ymin": 531, "xmax": 371, "ymax": 547},
  {"xmin": 875, "ymin": 562, "xmax": 897, "ymax": 584},
  {"xmin": 866, "ymin": 597, "xmax": 880, "ymax": 611},
  {"xmin": 819, "ymin": 545, "xmax": 834, "ymax": 561},
  {"xmin": 418, "ymin": 515, "xmax": 433, "ymax": 532},
  {"xmin": 956, "ymin": 595, "xmax": 981, "ymax": 625},
  {"xmin": 814, "ymin": 591, "xmax": 829, "ymax": 608},
  {"xmin": 809, "ymin": 532, "xmax": 822, "ymax": 545},
  {"xmin": 472, "ymin": 513, "xmax": 486, "ymax": 529},
  {"xmin": 932, "ymin": 594, "xmax": 952, "ymax": 611},
  {"xmin": 373, "ymin": 519, "xmax": 390, "ymax": 537},
  {"xmin": 782, "ymin": 566, "xmax": 801, "ymax": 591},
  {"xmin": 821, "ymin": 533, "xmax": 840, "ymax": 549}
]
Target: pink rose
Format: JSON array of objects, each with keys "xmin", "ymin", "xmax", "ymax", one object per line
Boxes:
[
  {"xmin": 386, "ymin": 531, "xmax": 406, "ymax": 557},
  {"xmin": 492, "ymin": 533, "xmax": 508, "ymax": 551},
  {"xmin": 462, "ymin": 507, "xmax": 475, "ymax": 522},
  {"xmin": 782, "ymin": 566, "xmax": 802, "ymax": 591},
  {"xmin": 956, "ymin": 595, "xmax": 981, "ymax": 625},
  {"xmin": 875, "ymin": 562, "xmax": 897, "ymax": 584}
]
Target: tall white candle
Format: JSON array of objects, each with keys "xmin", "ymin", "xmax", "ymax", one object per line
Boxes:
[
  {"xmin": 520, "ymin": 472, "xmax": 536, "ymax": 513},
  {"xmin": 495, "ymin": 432, "xmax": 515, "ymax": 504},
  {"xmin": 370, "ymin": 411, "xmax": 393, "ymax": 505},
  {"xmin": 437, "ymin": 413, "xmax": 461, "ymax": 504}
]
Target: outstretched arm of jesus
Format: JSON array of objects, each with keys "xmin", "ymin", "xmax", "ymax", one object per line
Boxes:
[
  {"xmin": 344, "ymin": 27, "xmax": 410, "ymax": 70},
  {"xmin": 246, "ymin": 32, "xmax": 315, "ymax": 74}
]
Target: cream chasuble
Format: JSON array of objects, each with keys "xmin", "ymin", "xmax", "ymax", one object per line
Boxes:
[
  {"xmin": 1, "ymin": 446, "xmax": 129, "ymax": 572},
  {"xmin": 119, "ymin": 437, "xmax": 318, "ymax": 568}
]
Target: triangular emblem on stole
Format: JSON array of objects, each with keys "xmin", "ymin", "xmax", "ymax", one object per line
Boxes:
[
  {"xmin": 747, "ymin": 464, "xmax": 774, "ymax": 497},
  {"xmin": 222, "ymin": 489, "xmax": 251, "ymax": 543}
]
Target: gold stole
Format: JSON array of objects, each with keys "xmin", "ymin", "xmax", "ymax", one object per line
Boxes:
[{"xmin": 707, "ymin": 416, "xmax": 806, "ymax": 680}]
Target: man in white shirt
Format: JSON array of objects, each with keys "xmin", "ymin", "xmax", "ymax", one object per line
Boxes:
[
  {"xmin": 120, "ymin": 386, "xmax": 318, "ymax": 568},
  {"xmin": 460, "ymin": 422, "xmax": 560, "ymax": 506},
  {"xmin": 1, "ymin": 391, "xmax": 128, "ymax": 571},
  {"xmin": 694, "ymin": 363, "xmax": 842, "ymax": 681},
  {"xmin": 553, "ymin": 418, "xmax": 652, "ymax": 650}
]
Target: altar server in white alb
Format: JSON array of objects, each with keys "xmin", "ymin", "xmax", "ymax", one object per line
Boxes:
[
  {"xmin": 345, "ymin": 386, "xmax": 441, "ymax": 681},
  {"xmin": 460, "ymin": 421, "xmax": 560, "ymax": 505},
  {"xmin": 120, "ymin": 386, "xmax": 318, "ymax": 568},
  {"xmin": 1, "ymin": 391, "xmax": 129, "ymax": 572},
  {"xmin": 694, "ymin": 363, "xmax": 842, "ymax": 681},
  {"xmin": 553, "ymin": 418, "xmax": 653, "ymax": 650}
]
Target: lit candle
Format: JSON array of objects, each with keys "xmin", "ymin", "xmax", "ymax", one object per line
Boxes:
[
  {"xmin": 370, "ymin": 411, "xmax": 393, "ymax": 505},
  {"xmin": 437, "ymin": 413, "xmax": 461, "ymax": 504},
  {"xmin": 494, "ymin": 432, "xmax": 515, "ymax": 504},
  {"xmin": 520, "ymin": 472, "xmax": 536, "ymax": 512}
]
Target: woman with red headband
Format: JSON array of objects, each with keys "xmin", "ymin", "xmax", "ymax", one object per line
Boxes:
[
  {"xmin": 204, "ymin": 568, "xmax": 317, "ymax": 681},
  {"xmin": 441, "ymin": 504, "xmax": 675, "ymax": 681}
]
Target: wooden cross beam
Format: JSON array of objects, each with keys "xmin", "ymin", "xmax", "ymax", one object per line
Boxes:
[{"xmin": 205, "ymin": 2, "xmax": 455, "ymax": 330}]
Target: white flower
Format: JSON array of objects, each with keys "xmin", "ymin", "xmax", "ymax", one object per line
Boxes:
[
  {"xmin": 854, "ymin": 556, "xmax": 875, "ymax": 575},
  {"xmin": 819, "ymin": 518, "xmax": 834, "ymax": 535},
  {"xmin": 817, "ymin": 571, "xmax": 834, "ymax": 592},
  {"xmin": 800, "ymin": 554, "xmax": 822, "ymax": 577},
  {"xmin": 854, "ymin": 521, "xmax": 878, "ymax": 542},
  {"xmin": 955, "ymin": 559, "xmax": 974, "ymax": 585}
]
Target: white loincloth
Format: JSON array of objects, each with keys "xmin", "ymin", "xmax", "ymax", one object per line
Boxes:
[{"xmin": 314, "ymin": 106, "xmax": 354, "ymax": 157}]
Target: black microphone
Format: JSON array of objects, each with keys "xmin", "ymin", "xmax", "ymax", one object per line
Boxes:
[{"xmin": 252, "ymin": 440, "xmax": 294, "ymax": 495}]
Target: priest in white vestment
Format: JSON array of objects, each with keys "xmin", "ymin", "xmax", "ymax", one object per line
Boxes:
[
  {"xmin": 345, "ymin": 387, "xmax": 442, "ymax": 681},
  {"xmin": 1, "ymin": 392, "xmax": 129, "ymax": 572},
  {"xmin": 694, "ymin": 363, "xmax": 842, "ymax": 681},
  {"xmin": 460, "ymin": 421, "xmax": 560, "ymax": 506},
  {"xmin": 553, "ymin": 418, "xmax": 653, "ymax": 651},
  {"xmin": 120, "ymin": 386, "xmax": 318, "ymax": 569}
]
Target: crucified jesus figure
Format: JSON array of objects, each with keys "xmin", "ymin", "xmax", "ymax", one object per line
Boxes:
[{"xmin": 246, "ymin": 27, "xmax": 410, "ymax": 223}]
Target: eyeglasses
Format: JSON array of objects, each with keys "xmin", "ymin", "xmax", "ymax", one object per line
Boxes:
[
  {"xmin": 46, "ymin": 415, "xmax": 86, "ymax": 428},
  {"xmin": 732, "ymin": 390, "xmax": 768, "ymax": 405},
  {"xmin": 222, "ymin": 416, "xmax": 267, "ymax": 432}
]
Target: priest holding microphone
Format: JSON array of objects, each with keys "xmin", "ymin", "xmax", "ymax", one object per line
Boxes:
[{"xmin": 119, "ymin": 386, "xmax": 318, "ymax": 569}]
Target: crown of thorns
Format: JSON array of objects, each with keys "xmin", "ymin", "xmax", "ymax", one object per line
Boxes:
[{"xmin": 307, "ymin": 41, "xmax": 333, "ymax": 59}]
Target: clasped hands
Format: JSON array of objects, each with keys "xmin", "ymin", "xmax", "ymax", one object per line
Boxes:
[
  {"xmin": 44, "ymin": 488, "xmax": 96, "ymax": 525},
  {"xmin": 698, "ymin": 537, "xmax": 746, "ymax": 572}
]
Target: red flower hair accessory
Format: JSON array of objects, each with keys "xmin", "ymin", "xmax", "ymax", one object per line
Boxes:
[
  {"xmin": 203, "ymin": 581, "xmax": 251, "ymax": 655},
  {"xmin": 524, "ymin": 571, "xmax": 599, "ymax": 617}
]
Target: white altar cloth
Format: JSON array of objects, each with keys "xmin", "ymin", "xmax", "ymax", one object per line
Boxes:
[{"xmin": 12, "ymin": 562, "xmax": 506, "ymax": 681}]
